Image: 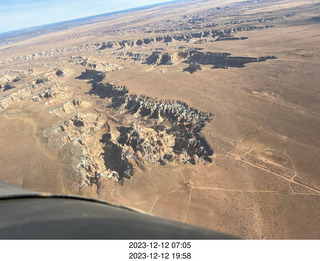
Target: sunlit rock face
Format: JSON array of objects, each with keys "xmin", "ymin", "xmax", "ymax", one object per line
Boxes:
[{"xmin": 75, "ymin": 71, "xmax": 214, "ymax": 182}]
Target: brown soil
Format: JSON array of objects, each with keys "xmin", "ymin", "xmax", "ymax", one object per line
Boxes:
[{"xmin": 0, "ymin": 0, "xmax": 320, "ymax": 239}]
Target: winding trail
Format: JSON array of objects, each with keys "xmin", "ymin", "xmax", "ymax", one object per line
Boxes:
[
  {"xmin": 236, "ymin": 156, "xmax": 320, "ymax": 194},
  {"xmin": 184, "ymin": 187, "xmax": 193, "ymax": 223},
  {"xmin": 191, "ymin": 186, "xmax": 316, "ymax": 196},
  {"xmin": 283, "ymin": 141, "xmax": 299, "ymax": 192},
  {"xmin": 149, "ymin": 183, "xmax": 184, "ymax": 213}
]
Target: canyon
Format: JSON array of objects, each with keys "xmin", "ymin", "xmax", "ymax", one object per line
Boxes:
[{"xmin": 0, "ymin": 0, "xmax": 320, "ymax": 239}]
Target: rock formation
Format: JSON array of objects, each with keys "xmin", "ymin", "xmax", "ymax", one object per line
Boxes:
[
  {"xmin": 145, "ymin": 52, "xmax": 161, "ymax": 65},
  {"xmin": 186, "ymin": 51, "xmax": 276, "ymax": 68},
  {"xmin": 76, "ymin": 69, "xmax": 105, "ymax": 82},
  {"xmin": 77, "ymin": 70, "xmax": 214, "ymax": 182},
  {"xmin": 145, "ymin": 52, "xmax": 174, "ymax": 65},
  {"xmin": 56, "ymin": 69, "xmax": 64, "ymax": 77},
  {"xmin": 143, "ymin": 49, "xmax": 276, "ymax": 71},
  {"xmin": 35, "ymin": 78, "xmax": 49, "ymax": 85},
  {"xmin": 184, "ymin": 62, "xmax": 202, "ymax": 73},
  {"xmin": 2, "ymin": 83, "xmax": 15, "ymax": 91}
]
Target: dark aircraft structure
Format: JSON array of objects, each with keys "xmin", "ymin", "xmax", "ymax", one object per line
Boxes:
[{"xmin": 0, "ymin": 181, "xmax": 236, "ymax": 239}]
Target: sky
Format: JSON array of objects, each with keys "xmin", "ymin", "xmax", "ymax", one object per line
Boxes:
[{"xmin": 0, "ymin": 0, "xmax": 172, "ymax": 34}]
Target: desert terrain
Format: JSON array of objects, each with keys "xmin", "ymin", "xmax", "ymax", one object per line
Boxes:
[{"xmin": 0, "ymin": 0, "xmax": 320, "ymax": 239}]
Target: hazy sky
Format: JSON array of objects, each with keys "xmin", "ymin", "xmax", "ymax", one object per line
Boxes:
[{"xmin": 0, "ymin": 0, "xmax": 172, "ymax": 33}]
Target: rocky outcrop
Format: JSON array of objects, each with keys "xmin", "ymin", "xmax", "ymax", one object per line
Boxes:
[
  {"xmin": 96, "ymin": 26, "xmax": 252, "ymax": 53},
  {"xmin": 115, "ymin": 51, "xmax": 147, "ymax": 62},
  {"xmin": 258, "ymin": 56, "xmax": 277, "ymax": 61},
  {"xmin": 145, "ymin": 52, "xmax": 174, "ymax": 65},
  {"xmin": 0, "ymin": 84, "xmax": 41, "ymax": 109},
  {"xmin": 225, "ymin": 56, "xmax": 258, "ymax": 67},
  {"xmin": 187, "ymin": 51, "xmax": 276, "ymax": 68},
  {"xmin": 78, "ymin": 72, "xmax": 214, "ymax": 182},
  {"xmin": 89, "ymin": 82, "xmax": 128, "ymax": 99},
  {"xmin": 183, "ymin": 62, "xmax": 202, "ymax": 73},
  {"xmin": 100, "ymin": 132, "xmax": 133, "ymax": 181},
  {"xmin": 0, "ymin": 71, "xmax": 63, "ymax": 110},
  {"xmin": 45, "ymin": 110, "xmax": 110, "ymax": 188},
  {"xmin": 69, "ymin": 56, "xmax": 89, "ymax": 65},
  {"xmin": 99, "ymin": 42, "xmax": 115, "ymax": 50},
  {"xmin": 35, "ymin": 78, "xmax": 49, "ymax": 85},
  {"xmin": 32, "ymin": 88, "xmax": 57, "ymax": 102},
  {"xmin": 187, "ymin": 52, "xmax": 229, "ymax": 65},
  {"xmin": 164, "ymin": 35, "xmax": 174, "ymax": 43},
  {"xmin": 159, "ymin": 53, "xmax": 173, "ymax": 65},
  {"xmin": 145, "ymin": 52, "xmax": 161, "ymax": 65},
  {"xmin": 1, "ymin": 83, "xmax": 15, "ymax": 92},
  {"xmin": 136, "ymin": 39, "xmax": 143, "ymax": 46},
  {"xmin": 56, "ymin": 69, "xmax": 64, "ymax": 76},
  {"xmin": 72, "ymin": 115, "xmax": 85, "ymax": 127},
  {"xmin": 216, "ymin": 36, "xmax": 248, "ymax": 41},
  {"xmin": 49, "ymin": 98, "xmax": 82, "ymax": 116},
  {"xmin": 76, "ymin": 69, "xmax": 105, "ymax": 82},
  {"xmin": 13, "ymin": 77, "xmax": 20, "ymax": 82},
  {"xmin": 143, "ymin": 49, "xmax": 276, "ymax": 71}
]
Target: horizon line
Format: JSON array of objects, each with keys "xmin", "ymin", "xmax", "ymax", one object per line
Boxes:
[{"xmin": 0, "ymin": 0, "xmax": 183, "ymax": 36}]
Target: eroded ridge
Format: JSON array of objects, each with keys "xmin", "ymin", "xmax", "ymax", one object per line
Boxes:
[
  {"xmin": 79, "ymin": 70, "xmax": 214, "ymax": 183},
  {"xmin": 186, "ymin": 51, "xmax": 276, "ymax": 69},
  {"xmin": 98, "ymin": 25, "xmax": 275, "ymax": 53}
]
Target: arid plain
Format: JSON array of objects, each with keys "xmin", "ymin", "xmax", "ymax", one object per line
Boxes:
[{"xmin": 0, "ymin": 0, "xmax": 320, "ymax": 239}]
